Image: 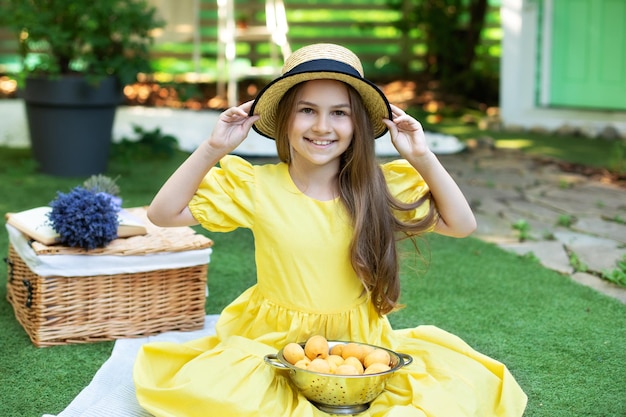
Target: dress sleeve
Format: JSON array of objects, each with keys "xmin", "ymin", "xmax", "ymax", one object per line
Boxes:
[
  {"xmin": 382, "ymin": 159, "xmax": 435, "ymax": 224},
  {"xmin": 189, "ymin": 155, "xmax": 255, "ymax": 231}
]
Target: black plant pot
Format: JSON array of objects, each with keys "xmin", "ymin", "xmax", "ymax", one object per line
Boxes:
[{"xmin": 22, "ymin": 76, "xmax": 123, "ymax": 177}]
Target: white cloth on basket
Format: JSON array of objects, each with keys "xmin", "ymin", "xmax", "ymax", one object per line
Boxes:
[
  {"xmin": 6, "ymin": 224, "xmax": 213, "ymax": 278},
  {"xmin": 42, "ymin": 315, "xmax": 220, "ymax": 417}
]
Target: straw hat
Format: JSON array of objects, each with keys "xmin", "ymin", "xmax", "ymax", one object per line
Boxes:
[{"xmin": 250, "ymin": 43, "xmax": 392, "ymax": 140}]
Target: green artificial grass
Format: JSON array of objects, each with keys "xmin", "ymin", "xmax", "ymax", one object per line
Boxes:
[
  {"xmin": 394, "ymin": 237, "xmax": 626, "ymax": 417},
  {"xmin": 1, "ymin": 145, "xmax": 625, "ymax": 417}
]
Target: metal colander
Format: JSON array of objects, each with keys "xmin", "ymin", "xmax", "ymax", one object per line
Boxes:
[{"xmin": 264, "ymin": 340, "xmax": 413, "ymax": 415}]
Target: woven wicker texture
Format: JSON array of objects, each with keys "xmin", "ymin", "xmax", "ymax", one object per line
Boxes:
[
  {"xmin": 5, "ymin": 208, "xmax": 212, "ymax": 346},
  {"xmin": 6, "ymin": 246, "xmax": 208, "ymax": 347},
  {"xmin": 30, "ymin": 206, "xmax": 213, "ymax": 255},
  {"xmin": 281, "ymin": 43, "xmax": 364, "ymax": 75}
]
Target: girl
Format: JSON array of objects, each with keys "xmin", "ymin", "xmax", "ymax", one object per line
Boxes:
[{"xmin": 134, "ymin": 43, "xmax": 527, "ymax": 416}]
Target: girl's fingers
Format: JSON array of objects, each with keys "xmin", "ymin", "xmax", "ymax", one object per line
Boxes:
[
  {"xmin": 394, "ymin": 117, "xmax": 421, "ymax": 132},
  {"xmin": 382, "ymin": 118, "xmax": 398, "ymax": 134},
  {"xmin": 239, "ymin": 100, "xmax": 255, "ymax": 112},
  {"xmin": 389, "ymin": 103, "xmax": 403, "ymax": 114},
  {"xmin": 391, "ymin": 110, "xmax": 405, "ymax": 120},
  {"xmin": 221, "ymin": 104, "xmax": 255, "ymax": 122}
]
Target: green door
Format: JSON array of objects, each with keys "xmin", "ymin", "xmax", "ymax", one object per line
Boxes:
[{"xmin": 548, "ymin": 0, "xmax": 626, "ymax": 110}]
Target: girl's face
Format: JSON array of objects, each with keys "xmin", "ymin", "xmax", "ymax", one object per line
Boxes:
[{"xmin": 287, "ymin": 79, "xmax": 354, "ymax": 169}]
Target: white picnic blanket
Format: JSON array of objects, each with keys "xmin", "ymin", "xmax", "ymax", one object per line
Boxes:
[{"xmin": 42, "ymin": 315, "xmax": 221, "ymax": 417}]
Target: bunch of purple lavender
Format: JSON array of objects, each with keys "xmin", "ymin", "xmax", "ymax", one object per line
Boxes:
[{"xmin": 47, "ymin": 175, "xmax": 121, "ymax": 250}]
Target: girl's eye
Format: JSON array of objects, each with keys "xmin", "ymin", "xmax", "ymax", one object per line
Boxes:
[
  {"xmin": 299, "ymin": 107, "xmax": 314, "ymax": 114},
  {"xmin": 333, "ymin": 110, "xmax": 348, "ymax": 116}
]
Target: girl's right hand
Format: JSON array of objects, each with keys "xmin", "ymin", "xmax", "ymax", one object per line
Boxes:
[
  {"xmin": 205, "ymin": 100, "xmax": 260, "ymax": 154},
  {"xmin": 148, "ymin": 100, "xmax": 260, "ymax": 227}
]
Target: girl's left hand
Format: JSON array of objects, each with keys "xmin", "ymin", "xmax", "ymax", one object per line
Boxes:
[{"xmin": 383, "ymin": 104, "xmax": 430, "ymax": 159}]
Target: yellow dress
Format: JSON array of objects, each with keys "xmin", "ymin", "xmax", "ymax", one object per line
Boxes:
[{"xmin": 133, "ymin": 155, "xmax": 527, "ymax": 417}]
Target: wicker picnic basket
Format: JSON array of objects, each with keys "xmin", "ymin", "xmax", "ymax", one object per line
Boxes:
[{"xmin": 5, "ymin": 207, "xmax": 213, "ymax": 347}]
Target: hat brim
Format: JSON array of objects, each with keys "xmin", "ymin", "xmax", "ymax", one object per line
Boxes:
[{"xmin": 250, "ymin": 62, "xmax": 392, "ymax": 140}]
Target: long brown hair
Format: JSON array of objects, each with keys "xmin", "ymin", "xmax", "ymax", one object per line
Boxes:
[{"xmin": 274, "ymin": 82, "xmax": 437, "ymax": 315}]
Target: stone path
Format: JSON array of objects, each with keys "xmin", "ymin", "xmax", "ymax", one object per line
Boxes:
[{"xmin": 439, "ymin": 145, "xmax": 626, "ymax": 303}]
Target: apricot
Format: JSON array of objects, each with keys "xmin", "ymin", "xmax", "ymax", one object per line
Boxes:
[
  {"xmin": 304, "ymin": 335, "xmax": 329, "ymax": 360},
  {"xmin": 340, "ymin": 343, "xmax": 363, "ymax": 360},
  {"xmin": 329, "ymin": 344, "xmax": 344, "ymax": 357},
  {"xmin": 307, "ymin": 358, "xmax": 331, "ymax": 374},
  {"xmin": 364, "ymin": 362, "xmax": 392, "ymax": 374},
  {"xmin": 283, "ymin": 342, "xmax": 306, "ymax": 365},
  {"xmin": 363, "ymin": 348, "xmax": 391, "ymax": 369},
  {"xmin": 294, "ymin": 358, "xmax": 311, "ymax": 369},
  {"xmin": 327, "ymin": 354, "xmax": 344, "ymax": 368},
  {"xmin": 343, "ymin": 356, "xmax": 364, "ymax": 374},
  {"xmin": 360, "ymin": 345, "xmax": 375, "ymax": 359},
  {"xmin": 335, "ymin": 364, "xmax": 360, "ymax": 375}
]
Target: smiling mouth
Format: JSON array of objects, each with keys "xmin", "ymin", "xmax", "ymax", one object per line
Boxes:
[{"xmin": 307, "ymin": 138, "xmax": 334, "ymax": 146}]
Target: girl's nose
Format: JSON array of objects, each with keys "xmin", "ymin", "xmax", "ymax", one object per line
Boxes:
[{"xmin": 312, "ymin": 114, "xmax": 331, "ymax": 133}]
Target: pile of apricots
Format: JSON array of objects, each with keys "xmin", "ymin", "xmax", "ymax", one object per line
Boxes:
[{"xmin": 282, "ymin": 335, "xmax": 392, "ymax": 376}]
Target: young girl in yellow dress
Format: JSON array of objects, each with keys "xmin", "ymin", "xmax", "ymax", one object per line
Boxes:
[{"xmin": 134, "ymin": 43, "xmax": 527, "ymax": 416}]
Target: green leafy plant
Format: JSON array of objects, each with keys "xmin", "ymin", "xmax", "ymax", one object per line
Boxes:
[
  {"xmin": 568, "ymin": 251, "xmax": 588, "ymax": 273},
  {"xmin": 558, "ymin": 179, "xmax": 573, "ymax": 189},
  {"xmin": 1, "ymin": 0, "xmax": 164, "ymax": 85},
  {"xmin": 385, "ymin": 0, "xmax": 492, "ymax": 99},
  {"xmin": 512, "ymin": 219, "xmax": 531, "ymax": 242},
  {"xmin": 609, "ymin": 140, "xmax": 626, "ymax": 173},
  {"xmin": 113, "ymin": 125, "xmax": 180, "ymax": 160},
  {"xmin": 520, "ymin": 252, "xmax": 540, "ymax": 263},
  {"xmin": 557, "ymin": 214, "xmax": 575, "ymax": 228},
  {"xmin": 601, "ymin": 255, "xmax": 626, "ymax": 287}
]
